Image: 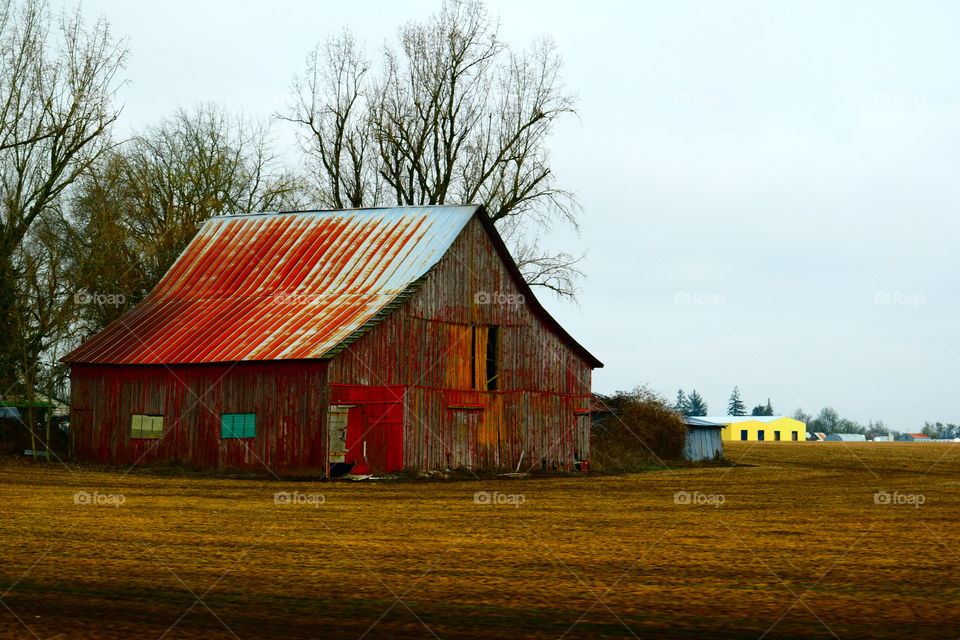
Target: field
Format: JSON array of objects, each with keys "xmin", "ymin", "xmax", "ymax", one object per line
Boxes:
[{"xmin": 1, "ymin": 442, "xmax": 958, "ymax": 639}]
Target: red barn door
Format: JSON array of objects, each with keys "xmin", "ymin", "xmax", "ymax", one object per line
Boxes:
[{"xmin": 343, "ymin": 403, "xmax": 404, "ymax": 474}]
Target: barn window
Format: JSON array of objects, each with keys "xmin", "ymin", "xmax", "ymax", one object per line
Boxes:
[
  {"xmin": 221, "ymin": 413, "xmax": 256, "ymax": 438},
  {"xmin": 131, "ymin": 414, "xmax": 163, "ymax": 439},
  {"xmin": 757, "ymin": 430, "xmax": 765, "ymax": 441},
  {"xmin": 792, "ymin": 431, "xmax": 798, "ymax": 441},
  {"xmin": 485, "ymin": 326, "xmax": 499, "ymax": 390},
  {"xmin": 740, "ymin": 430, "xmax": 748, "ymax": 441},
  {"xmin": 774, "ymin": 431, "xmax": 781, "ymax": 441},
  {"xmin": 470, "ymin": 325, "xmax": 499, "ymax": 391}
]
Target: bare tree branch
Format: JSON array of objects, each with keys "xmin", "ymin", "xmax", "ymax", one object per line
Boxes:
[
  {"xmin": 0, "ymin": 0, "xmax": 127, "ymax": 392},
  {"xmin": 282, "ymin": 0, "xmax": 582, "ymax": 299}
]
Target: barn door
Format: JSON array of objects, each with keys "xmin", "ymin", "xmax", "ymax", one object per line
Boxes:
[
  {"xmin": 575, "ymin": 412, "xmax": 591, "ymax": 462},
  {"xmin": 344, "ymin": 406, "xmax": 370, "ymax": 474},
  {"xmin": 447, "ymin": 409, "xmax": 482, "ymax": 469},
  {"xmin": 343, "ymin": 405, "xmax": 400, "ymax": 475},
  {"xmin": 326, "ymin": 405, "xmax": 351, "ymax": 474}
]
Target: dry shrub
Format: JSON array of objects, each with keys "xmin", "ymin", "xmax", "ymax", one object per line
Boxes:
[{"xmin": 592, "ymin": 386, "xmax": 686, "ymax": 471}]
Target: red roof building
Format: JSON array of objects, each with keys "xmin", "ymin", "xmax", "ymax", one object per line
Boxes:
[{"xmin": 63, "ymin": 206, "xmax": 602, "ymax": 475}]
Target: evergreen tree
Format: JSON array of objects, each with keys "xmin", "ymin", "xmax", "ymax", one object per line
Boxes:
[
  {"xmin": 673, "ymin": 389, "xmax": 689, "ymax": 416},
  {"xmin": 687, "ymin": 390, "xmax": 708, "ymax": 416},
  {"xmin": 751, "ymin": 399, "xmax": 775, "ymax": 416},
  {"xmin": 727, "ymin": 386, "xmax": 746, "ymax": 416}
]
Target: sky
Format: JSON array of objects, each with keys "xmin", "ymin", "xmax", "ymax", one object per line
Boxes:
[{"xmin": 54, "ymin": 0, "xmax": 960, "ymax": 429}]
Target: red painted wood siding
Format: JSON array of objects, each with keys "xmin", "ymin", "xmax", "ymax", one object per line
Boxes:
[{"xmin": 70, "ymin": 361, "xmax": 329, "ymax": 474}]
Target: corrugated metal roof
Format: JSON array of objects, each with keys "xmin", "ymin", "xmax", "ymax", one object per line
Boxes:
[
  {"xmin": 825, "ymin": 433, "xmax": 867, "ymax": 441},
  {"xmin": 682, "ymin": 417, "xmax": 725, "ymax": 428},
  {"xmin": 63, "ymin": 206, "xmax": 478, "ymax": 364}
]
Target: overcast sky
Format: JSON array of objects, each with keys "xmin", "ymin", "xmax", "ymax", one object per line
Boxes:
[{"xmin": 58, "ymin": 0, "xmax": 960, "ymax": 428}]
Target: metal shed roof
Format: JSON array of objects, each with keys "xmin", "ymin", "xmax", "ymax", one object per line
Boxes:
[
  {"xmin": 682, "ymin": 417, "xmax": 726, "ymax": 428},
  {"xmin": 825, "ymin": 433, "xmax": 867, "ymax": 441}
]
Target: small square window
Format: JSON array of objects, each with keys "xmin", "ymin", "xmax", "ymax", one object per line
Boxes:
[
  {"xmin": 221, "ymin": 413, "xmax": 256, "ymax": 439},
  {"xmin": 131, "ymin": 414, "xmax": 163, "ymax": 439}
]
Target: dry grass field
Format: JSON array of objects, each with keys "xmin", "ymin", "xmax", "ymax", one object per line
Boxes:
[{"xmin": 0, "ymin": 442, "xmax": 958, "ymax": 639}]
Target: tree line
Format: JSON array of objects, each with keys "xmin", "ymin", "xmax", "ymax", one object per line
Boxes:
[
  {"xmin": 0, "ymin": 0, "xmax": 582, "ymax": 428},
  {"xmin": 672, "ymin": 387, "xmax": 943, "ymax": 439},
  {"xmin": 672, "ymin": 386, "xmax": 906, "ymax": 438},
  {"xmin": 793, "ymin": 407, "xmax": 892, "ymax": 439},
  {"xmin": 671, "ymin": 386, "xmax": 775, "ymax": 417}
]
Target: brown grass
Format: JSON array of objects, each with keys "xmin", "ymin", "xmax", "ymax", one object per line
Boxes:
[{"xmin": 0, "ymin": 442, "xmax": 958, "ymax": 639}]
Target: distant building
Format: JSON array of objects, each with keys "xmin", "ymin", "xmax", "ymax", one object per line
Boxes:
[
  {"xmin": 681, "ymin": 418, "xmax": 725, "ymax": 460},
  {"xmin": 897, "ymin": 433, "xmax": 931, "ymax": 442},
  {"xmin": 872, "ymin": 435, "xmax": 891, "ymax": 441},
  {"xmin": 825, "ymin": 433, "xmax": 867, "ymax": 441},
  {"xmin": 690, "ymin": 416, "xmax": 805, "ymax": 442},
  {"xmin": 809, "ymin": 432, "xmax": 827, "ymax": 441}
]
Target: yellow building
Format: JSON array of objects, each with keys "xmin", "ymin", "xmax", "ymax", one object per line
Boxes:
[{"xmin": 690, "ymin": 416, "xmax": 807, "ymax": 442}]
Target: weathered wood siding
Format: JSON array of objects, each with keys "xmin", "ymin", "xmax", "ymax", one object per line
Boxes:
[
  {"xmin": 70, "ymin": 361, "xmax": 329, "ymax": 474},
  {"xmin": 684, "ymin": 426, "xmax": 725, "ymax": 461},
  {"xmin": 328, "ymin": 216, "xmax": 594, "ymax": 471}
]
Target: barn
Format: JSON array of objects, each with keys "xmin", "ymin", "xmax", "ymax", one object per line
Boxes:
[
  {"xmin": 62, "ymin": 205, "xmax": 603, "ymax": 476},
  {"xmin": 896, "ymin": 433, "xmax": 931, "ymax": 442}
]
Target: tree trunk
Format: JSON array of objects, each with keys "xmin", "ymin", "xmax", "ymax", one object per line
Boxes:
[{"xmin": 0, "ymin": 245, "xmax": 17, "ymax": 394}]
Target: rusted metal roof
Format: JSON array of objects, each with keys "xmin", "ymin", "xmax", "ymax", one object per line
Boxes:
[{"xmin": 64, "ymin": 206, "xmax": 478, "ymax": 364}]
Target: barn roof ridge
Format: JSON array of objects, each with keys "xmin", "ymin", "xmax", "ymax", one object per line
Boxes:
[{"xmin": 214, "ymin": 204, "xmax": 482, "ymax": 219}]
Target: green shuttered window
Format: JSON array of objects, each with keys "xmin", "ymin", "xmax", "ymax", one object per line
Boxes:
[
  {"xmin": 131, "ymin": 414, "xmax": 163, "ymax": 439},
  {"xmin": 221, "ymin": 413, "xmax": 256, "ymax": 439}
]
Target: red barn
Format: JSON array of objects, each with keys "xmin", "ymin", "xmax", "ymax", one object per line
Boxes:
[{"xmin": 62, "ymin": 206, "xmax": 602, "ymax": 475}]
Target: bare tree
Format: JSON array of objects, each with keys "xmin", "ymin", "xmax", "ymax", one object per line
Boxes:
[
  {"xmin": 285, "ymin": 31, "xmax": 378, "ymax": 209},
  {"xmin": 0, "ymin": 0, "xmax": 126, "ymax": 393},
  {"xmin": 66, "ymin": 105, "xmax": 306, "ymax": 336},
  {"xmin": 15, "ymin": 211, "xmax": 75, "ymax": 458},
  {"xmin": 283, "ymin": 0, "xmax": 581, "ymax": 297}
]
